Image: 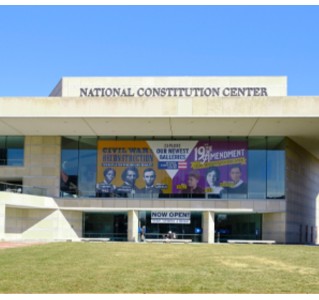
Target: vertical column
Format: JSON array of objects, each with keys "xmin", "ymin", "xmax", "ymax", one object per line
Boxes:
[
  {"xmin": 0, "ymin": 203, "xmax": 5, "ymax": 240},
  {"xmin": 24, "ymin": 136, "xmax": 61, "ymax": 197},
  {"xmin": 202, "ymin": 211, "xmax": 215, "ymax": 244},
  {"xmin": 263, "ymin": 212, "xmax": 286, "ymax": 243},
  {"xmin": 316, "ymin": 195, "xmax": 319, "ymax": 245},
  {"xmin": 127, "ymin": 210, "xmax": 139, "ymax": 242}
]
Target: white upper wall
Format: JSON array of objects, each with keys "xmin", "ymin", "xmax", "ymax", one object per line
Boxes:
[{"xmin": 49, "ymin": 76, "xmax": 287, "ymax": 97}]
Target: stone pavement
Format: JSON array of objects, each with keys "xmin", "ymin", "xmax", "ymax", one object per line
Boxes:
[{"xmin": 0, "ymin": 242, "xmax": 44, "ymax": 249}]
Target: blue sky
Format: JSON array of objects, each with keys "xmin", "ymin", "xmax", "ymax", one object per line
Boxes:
[{"xmin": 0, "ymin": 5, "xmax": 319, "ymax": 96}]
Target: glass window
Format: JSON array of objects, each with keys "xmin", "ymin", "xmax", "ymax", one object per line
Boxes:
[
  {"xmin": 60, "ymin": 136, "xmax": 286, "ymax": 200},
  {"xmin": 61, "ymin": 137, "xmax": 79, "ymax": 197},
  {"xmin": 267, "ymin": 150, "xmax": 285, "ymax": 199},
  {"xmin": 0, "ymin": 136, "xmax": 24, "ymax": 166},
  {"xmin": 248, "ymin": 137, "xmax": 267, "ymax": 199},
  {"xmin": 0, "ymin": 136, "xmax": 6, "ymax": 165},
  {"xmin": 78, "ymin": 137, "xmax": 97, "ymax": 197},
  {"xmin": 215, "ymin": 213, "xmax": 262, "ymax": 242},
  {"xmin": 61, "ymin": 136, "xmax": 97, "ymax": 198},
  {"xmin": 248, "ymin": 150, "xmax": 266, "ymax": 199},
  {"xmin": 139, "ymin": 211, "xmax": 202, "ymax": 242},
  {"xmin": 83, "ymin": 212, "xmax": 128, "ymax": 241},
  {"xmin": 266, "ymin": 137, "xmax": 285, "ymax": 199}
]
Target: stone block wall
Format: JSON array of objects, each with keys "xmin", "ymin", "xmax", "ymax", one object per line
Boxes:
[
  {"xmin": 24, "ymin": 136, "xmax": 61, "ymax": 197},
  {"xmin": 285, "ymin": 138, "xmax": 319, "ymax": 244}
]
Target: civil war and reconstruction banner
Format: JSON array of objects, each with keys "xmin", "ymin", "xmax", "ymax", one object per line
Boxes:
[{"xmin": 96, "ymin": 140, "xmax": 247, "ymax": 197}]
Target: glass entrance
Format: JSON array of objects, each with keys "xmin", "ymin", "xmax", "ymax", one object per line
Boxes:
[
  {"xmin": 215, "ymin": 213, "xmax": 262, "ymax": 242},
  {"xmin": 139, "ymin": 211, "xmax": 202, "ymax": 242},
  {"xmin": 83, "ymin": 212, "xmax": 128, "ymax": 241}
]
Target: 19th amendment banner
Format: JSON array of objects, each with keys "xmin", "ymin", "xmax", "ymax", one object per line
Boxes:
[{"xmin": 96, "ymin": 140, "xmax": 247, "ymax": 197}]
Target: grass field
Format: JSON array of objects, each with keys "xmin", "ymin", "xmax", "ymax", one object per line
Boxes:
[{"xmin": 0, "ymin": 242, "xmax": 318, "ymax": 294}]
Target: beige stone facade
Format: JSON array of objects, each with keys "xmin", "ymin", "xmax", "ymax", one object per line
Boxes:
[
  {"xmin": 50, "ymin": 76, "xmax": 287, "ymax": 97},
  {"xmin": 0, "ymin": 77, "xmax": 318, "ymax": 244},
  {"xmin": 285, "ymin": 139, "xmax": 319, "ymax": 244}
]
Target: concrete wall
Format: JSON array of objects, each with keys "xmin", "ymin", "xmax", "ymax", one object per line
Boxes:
[
  {"xmin": 0, "ymin": 136, "xmax": 61, "ymax": 197},
  {"xmin": 54, "ymin": 76, "xmax": 287, "ymax": 97},
  {"xmin": 262, "ymin": 212, "xmax": 286, "ymax": 243},
  {"xmin": 127, "ymin": 210, "xmax": 138, "ymax": 242},
  {"xmin": 58, "ymin": 210, "xmax": 82, "ymax": 240},
  {"xmin": 55, "ymin": 197, "xmax": 285, "ymax": 214},
  {"xmin": 4, "ymin": 207, "xmax": 82, "ymax": 241},
  {"xmin": 285, "ymin": 138, "xmax": 319, "ymax": 244},
  {"xmin": 24, "ymin": 136, "xmax": 61, "ymax": 197},
  {"xmin": 0, "ymin": 157, "xmax": 25, "ymax": 182},
  {"xmin": 202, "ymin": 211, "xmax": 215, "ymax": 243},
  {"xmin": 0, "ymin": 192, "xmax": 82, "ymax": 242},
  {"xmin": 4, "ymin": 97, "xmax": 319, "ymax": 119},
  {"xmin": 0, "ymin": 203, "xmax": 5, "ymax": 240}
]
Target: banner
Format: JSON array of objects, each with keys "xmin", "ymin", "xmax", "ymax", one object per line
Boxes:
[
  {"xmin": 96, "ymin": 140, "xmax": 247, "ymax": 197},
  {"xmin": 151, "ymin": 211, "xmax": 191, "ymax": 224}
]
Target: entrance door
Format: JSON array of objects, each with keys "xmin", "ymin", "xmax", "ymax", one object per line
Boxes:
[
  {"xmin": 139, "ymin": 211, "xmax": 202, "ymax": 242},
  {"xmin": 83, "ymin": 212, "xmax": 128, "ymax": 241},
  {"xmin": 215, "ymin": 213, "xmax": 262, "ymax": 242}
]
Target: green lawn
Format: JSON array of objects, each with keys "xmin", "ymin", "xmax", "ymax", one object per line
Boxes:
[{"xmin": 0, "ymin": 242, "xmax": 318, "ymax": 293}]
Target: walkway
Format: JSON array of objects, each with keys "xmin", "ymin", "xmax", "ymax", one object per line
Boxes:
[{"xmin": 0, "ymin": 242, "xmax": 44, "ymax": 249}]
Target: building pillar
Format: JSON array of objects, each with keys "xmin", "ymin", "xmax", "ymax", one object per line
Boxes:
[
  {"xmin": 202, "ymin": 211, "xmax": 215, "ymax": 244},
  {"xmin": 263, "ymin": 213, "xmax": 286, "ymax": 244},
  {"xmin": 127, "ymin": 210, "xmax": 139, "ymax": 242},
  {"xmin": 24, "ymin": 136, "xmax": 61, "ymax": 197},
  {"xmin": 0, "ymin": 203, "xmax": 5, "ymax": 240},
  {"xmin": 316, "ymin": 195, "xmax": 319, "ymax": 245}
]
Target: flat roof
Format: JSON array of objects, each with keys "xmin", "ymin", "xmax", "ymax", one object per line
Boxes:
[{"xmin": 0, "ymin": 95, "xmax": 319, "ymax": 159}]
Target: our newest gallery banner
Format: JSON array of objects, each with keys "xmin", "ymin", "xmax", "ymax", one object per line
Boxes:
[{"xmin": 96, "ymin": 140, "xmax": 248, "ymax": 197}]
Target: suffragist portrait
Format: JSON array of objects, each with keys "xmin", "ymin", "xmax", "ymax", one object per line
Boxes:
[
  {"xmin": 206, "ymin": 167, "xmax": 224, "ymax": 198},
  {"xmin": 225, "ymin": 165, "xmax": 247, "ymax": 194},
  {"xmin": 181, "ymin": 171, "xmax": 204, "ymax": 194}
]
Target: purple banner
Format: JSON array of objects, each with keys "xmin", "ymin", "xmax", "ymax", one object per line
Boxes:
[{"xmin": 172, "ymin": 141, "xmax": 247, "ymax": 196}]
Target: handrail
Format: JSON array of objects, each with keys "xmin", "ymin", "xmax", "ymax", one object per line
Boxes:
[
  {"xmin": 0, "ymin": 158, "xmax": 24, "ymax": 166},
  {"xmin": 61, "ymin": 189, "xmax": 285, "ymax": 200},
  {"xmin": 0, "ymin": 181, "xmax": 47, "ymax": 196}
]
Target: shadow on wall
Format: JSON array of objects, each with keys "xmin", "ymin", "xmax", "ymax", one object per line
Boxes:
[
  {"xmin": 59, "ymin": 209, "xmax": 82, "ymax": 237},
  {"xmin": 5, "ymin": 207, "xmax": 55, "ymax": 234}
]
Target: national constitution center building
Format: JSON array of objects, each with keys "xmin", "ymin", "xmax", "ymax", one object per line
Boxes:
[{"xmin": 0, "ymin": 77, "xmax": 318, "ymax": 244}]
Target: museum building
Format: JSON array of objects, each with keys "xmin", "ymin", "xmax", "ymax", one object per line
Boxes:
[{"xmin": 0, "ymin": 76, "xmax": 318, "ymax": 244}]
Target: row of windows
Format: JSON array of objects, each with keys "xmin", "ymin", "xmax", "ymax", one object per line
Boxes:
[
  {"xmin": 60, "ymin": 136, "xmax": 285, "ymax": 200},
  {"xmin": 0, "ymin": 135, "xmax": 285, "ymax": 200},
  {"xmin": 83, "ymin": 212, "xmax": 262, "ymax": 242}
]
